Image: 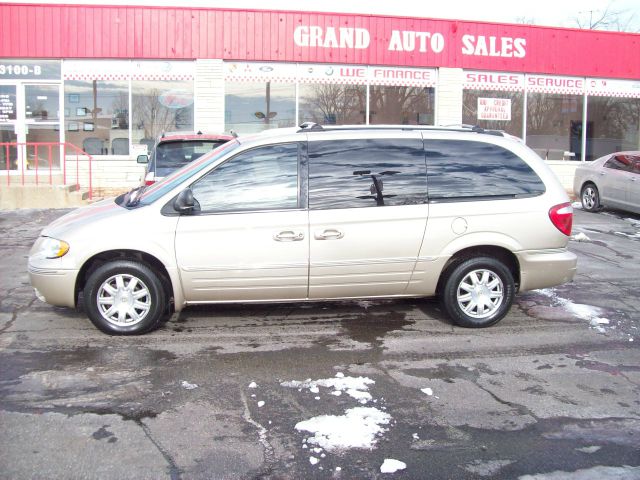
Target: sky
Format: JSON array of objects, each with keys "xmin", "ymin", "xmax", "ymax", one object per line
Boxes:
[{"xmin": 4, "ymin": 0, "xmax": 639, "ymax": 31}]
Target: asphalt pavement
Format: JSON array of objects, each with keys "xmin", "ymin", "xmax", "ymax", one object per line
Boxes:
[{"xmin": 0, "ymin": 206, "xmax": 639, "ymax": 479}]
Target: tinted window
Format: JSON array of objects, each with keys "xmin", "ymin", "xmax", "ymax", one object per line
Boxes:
[
  {"xmin": 191, "ymin": 143, "xmax": 299, "ymax": 212},
  {"xmin": 155, "ymin": 140, "xmax": 226, "ymax": 170},
  {"xmin": 604, "ymin": 154, "xmax": 636, "ymax": 173},
  {"xmin": 308, "ymin": 139, "xmax": 426, "ymax": 209},
  {"xmin": 425, "ymin": 140, "xmax": 546, "ymax": 201}
]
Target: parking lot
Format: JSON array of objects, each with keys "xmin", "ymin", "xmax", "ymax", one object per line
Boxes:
[{"xmin": 0, "ymin": 206, "xmax": 639, "ymax": 479}]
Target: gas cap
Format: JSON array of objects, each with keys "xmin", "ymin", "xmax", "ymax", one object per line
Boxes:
[{"xmin": 451, "ymin": 217, "xmax": 468, "ymax": 235}]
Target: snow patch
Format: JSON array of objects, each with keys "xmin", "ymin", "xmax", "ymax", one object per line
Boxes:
[
  {"xmin": 571, "ymin": 232, "xmax": 591, "ymax": 242},
  {"xmin": 309, "ymin": 456, "xmax": 319, "ymax": 465},
  {"xmin": 536, "ymin": 289, "xmax": 611, "ymax": 332},
  {"xmin": 248, "ymin": 381, "xmax": 258, "ymax": 389},
  {"xmin": 518, "ymin": 465, "xmax": 640, "ymax": 479},
  {"xmin": 421, "ymin": 387, "xmax": 433, "ymax": 396},
  {"xmin": 380, "ymin": 459, "xmax": 407, "ymax": 473},
  {"xmin": 295, "ymin": 407, "xmax": 391, "ymax": 451},
  {"xmin": 257, "ymin": 401, "xmax": 265, "ymax": 408},
  {"xmin": 181, "ymin": 380, "xmax": 198, "ymax": 390},
  {"xmin": 571, "ymin": 202, "xmax": 582, "ymax": 209},
  {"xmin": 282, "ymin": 374, "xmax": 375, "ymax": 403}
]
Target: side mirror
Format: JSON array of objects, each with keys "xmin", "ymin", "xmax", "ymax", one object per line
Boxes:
[
  {"xmin": 174, "ymin": 188, "xmax": 197, "ymax": 213},
  {"xmin": 137, "ymin": 154, "xmax": 149, "ymax": 164}
]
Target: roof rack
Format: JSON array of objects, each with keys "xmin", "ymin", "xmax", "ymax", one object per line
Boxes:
[
  {"xmin": 297, "ymin": 122, "xmax": 324, "ymax": 132},
  {"xmin": 295, "ymin": 123, "xmax": 505, "ymax": 137}
]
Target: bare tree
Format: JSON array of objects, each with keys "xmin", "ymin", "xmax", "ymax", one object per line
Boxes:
[{"xmin": 574, "ymin": 1, "xmax": 638, "ymax": 32}]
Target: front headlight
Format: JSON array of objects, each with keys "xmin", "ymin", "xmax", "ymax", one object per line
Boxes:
[{"xmin": 38, "ymin": 237, "xmax": 70, "ymax": 259}]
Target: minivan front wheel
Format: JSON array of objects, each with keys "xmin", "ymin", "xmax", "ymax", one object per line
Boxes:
[
  {"xmin": 441, "ymin": 257, "xmax": 515, "ymax": 328},
  {"xmin": 83, "ymin": 260, "xmax": 167, "ymax": 335}
]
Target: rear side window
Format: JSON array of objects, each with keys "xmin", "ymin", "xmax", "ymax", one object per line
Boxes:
[
  {"xmin": 156, "ymin": 140, "xmax": 226, "ymax": 170},
  {"xmin": 308, "ymin": 138, "xmax": 427, "ymax": 209},
  {"xmin": 425, "ymin": 140, "xmax": 546, "ymax": 201},
  {"xmin": 604, "ymin": 154, "xmax": 637, "ymax": 172}
]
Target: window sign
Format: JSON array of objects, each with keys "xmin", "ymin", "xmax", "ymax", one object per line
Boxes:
[
  {"xmin": 477, "ymin": 98, "xmax": 511, "ymax": 121},
  {"xmin": 0, "ymin": 85, "xmax": 17, "ymax": 122},
  {"xmin": 0, "ymin": 59, "xmax": 61, "ymax": 80}
]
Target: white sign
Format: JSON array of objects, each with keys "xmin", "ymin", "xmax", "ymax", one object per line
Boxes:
[{"xmin": 477, "ymin": 98, "xmax": 511, "ymax": 121}]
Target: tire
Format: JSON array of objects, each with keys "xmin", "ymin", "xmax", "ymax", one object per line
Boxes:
[
  {"xmin": 83, "ymin": 260, "xmax": 167, "ymax": 335},
  {"xmin": 581, "ymin": 183, "xmax": 600, "ymax": 212},
  {"xmin": 440, "ymin": 257, "xmax": 515, "ymax": 328}
]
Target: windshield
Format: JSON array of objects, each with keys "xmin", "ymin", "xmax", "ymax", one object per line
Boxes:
[
  {"xmin": 138, "ymin": 140, "xmax": 240, "ymax": 205},
  {"xmin": 155, "ymin": 140, "xmax": 228, "ymax": 171}
]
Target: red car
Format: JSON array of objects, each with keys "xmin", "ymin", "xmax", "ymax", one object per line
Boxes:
[{"xmin": 137, "ymin": 131, "xmax": 234, "ymax": 185}]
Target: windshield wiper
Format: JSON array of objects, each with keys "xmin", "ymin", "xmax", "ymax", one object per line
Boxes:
[{"xmin": 124, "ymin": 185, "xmax": 147, "ymax": 207}]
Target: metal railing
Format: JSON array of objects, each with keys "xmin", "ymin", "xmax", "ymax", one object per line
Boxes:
[{"xmin": 0, "ymin": 142, "xmax": 93, "ymax": 199}]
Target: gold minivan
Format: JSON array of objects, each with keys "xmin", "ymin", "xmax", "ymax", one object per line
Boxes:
[{"xmin": 29, "ymin": 124, "xmax": 577, "ymax": 335}]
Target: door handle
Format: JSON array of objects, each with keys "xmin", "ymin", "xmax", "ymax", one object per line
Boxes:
[
  {"xmin": 314, "ymin": 229, "xmax": 344, "ymax": 240},
  {"xmin": 273, "ymin": 231, "xmax": 305, "ymax": 242}
]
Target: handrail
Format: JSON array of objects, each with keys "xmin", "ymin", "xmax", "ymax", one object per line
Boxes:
[{"xmin": 0, "ymin": 142, "xmax": 93, "ymax": 199}]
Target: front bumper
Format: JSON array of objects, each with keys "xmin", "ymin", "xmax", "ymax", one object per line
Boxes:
[
  {"xmin": 28, "ymin": 265, "xmax": 78, "ymax": 308},
  {"xmin": 516, "ymin": 248, "xmax": 577, "ymax": 292}
]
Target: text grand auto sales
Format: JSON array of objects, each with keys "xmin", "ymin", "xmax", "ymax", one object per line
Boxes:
[{"xmin": 294, "ymin": 26, "xmax": 527, "ymax": 58}]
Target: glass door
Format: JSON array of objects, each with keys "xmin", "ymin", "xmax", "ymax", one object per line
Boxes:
[
  {"xmin": 23, "ymin": 83, "xmax": 62, "ymax": 170},
  {"xmin": 0, "ymin": 84, "xmax": 18, "ymax": 171}
]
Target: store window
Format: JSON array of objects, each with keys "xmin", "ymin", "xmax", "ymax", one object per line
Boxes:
[
  {"xmin": 132, "ymin": 79, "xmax": 194, "ymax": 147},
  {"xmin": 463, "ymin": 89, "xmax": 524, "ymax": 137},
  {"xmin": 526, "ymin": 93, "xmax": 584, "ymax": 161},
  {"xmin": 586, "ymin": 96, "xmax": 640, "ymax": 161},
  {"xmin": 225, "ymin": 82, "xmax": 296, "ymax": 134},
  {"xmin": 299, "ymin": 84, "xmax": 366, "ymax": 125},
  {"xmin": 64, "ymin": 80, "xmax": 129, "ymax": 155},
  {"xmin": 369, "ymin": 86, "xmax": 435, "ymax": 125}
]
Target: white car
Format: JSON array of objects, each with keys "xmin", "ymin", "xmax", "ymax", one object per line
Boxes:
[
  {"xmin": 29, "ymin": 124, "xmax": 577, "ymax": 335},
  {"xmin": 574, "ymin": 151, "xmax": 640, "ymax": 215}
]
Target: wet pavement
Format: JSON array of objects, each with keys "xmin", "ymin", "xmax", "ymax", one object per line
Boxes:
[{"xmin": 0, "ymin": 207, "xmax": 639, "ymax": 479}]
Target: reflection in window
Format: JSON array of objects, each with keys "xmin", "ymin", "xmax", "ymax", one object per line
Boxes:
[
  {"xmin": 26, "ymin": 124, "xmax": 61, "ymax": 169},
  {"xmin": 526, "ymin": 93, "xmax": 584, "ymax": 161},
  {"xmin": 225, "ymin": 82, "xmax": 296, "ymax": 134},
  {"xmin": 369, "ymin": 86, "xmax": 435, "ymax": 125},
  {"xmin": 299, "ymin": 84, "xmax": 366, "ymax": 125},
  {"xmin": 0, "ymin": 124, "xmax": 18, "ymax": 170},
  {"xmin": 309, "ymin": 139, "xmax": 427, "ymax": 210},
  {"xmin": 132, "ymin": 80, "xmax": 194, "ymax": 146},
  {"xmin": 25, "ymin": 85, "xmax": 60, "ymax": 122},
  {"xmin": 192, "ymin": 143, "xmax": 299, "ymax": 212},
  {"xmin": 462, "ymin": 89, "xmax": 524, "ymax": 137},
  {"xmin": 586, "ymin": 96, "xmax": 640, "ymax": 161},
  {"xmin": 425, "ymin": 140, "xmax": 545, "ymax": 200},
  {"xmin": 64, "ymin": 80, "xmax": 129, "ymax": 155}
]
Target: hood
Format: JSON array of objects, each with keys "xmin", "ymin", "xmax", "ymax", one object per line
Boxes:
[{"xmin": 41, "ymin": 197, "xmax": 127, "ymax": 238}]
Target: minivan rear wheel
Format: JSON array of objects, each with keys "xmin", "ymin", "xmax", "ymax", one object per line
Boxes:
[
  {"xmin": 441, "ymin": 257, "xmax": 515, "ymax": 328},
  {"xmin": 581, "ymin": 184, "xmax": 600, "ymax": 212},
  {"xmin": 83, "ymin": 260, "xmax": 167, "ymax": 335}
]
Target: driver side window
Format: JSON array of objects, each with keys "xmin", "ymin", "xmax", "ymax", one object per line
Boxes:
[{"xmin": 191, "ymin": 143, "xmax": 300, "ymax": 212}]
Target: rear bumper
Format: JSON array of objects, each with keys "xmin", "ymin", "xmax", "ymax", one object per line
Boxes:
[
  {"xmin": 28, "ymin": 265, "xmax": 78, "ymax": 308},
  {"xmin": 516, "ymin": 248, "xmax": 577, "ymax": 292}
]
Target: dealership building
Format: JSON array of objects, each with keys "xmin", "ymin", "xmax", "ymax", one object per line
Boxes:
[{"xmin": 1, "ymin": 3, "xmax": 639, "ymax": 197}]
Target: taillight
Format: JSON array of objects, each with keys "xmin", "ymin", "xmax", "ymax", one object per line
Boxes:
[
  {"xmin": 549, "ymin": 202, "xmax": 573, "ymax": 236},
  {"xmin": 145, "ymin": 179, "xmax": 156, "ymax": 186}
]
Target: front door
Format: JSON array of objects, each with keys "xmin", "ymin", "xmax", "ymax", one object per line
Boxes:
[{"xmin": 175, "ymin": 142, "xmax": 309, "ymax": 302}]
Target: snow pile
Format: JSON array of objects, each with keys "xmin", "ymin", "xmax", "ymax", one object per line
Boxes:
[
  {"xmin": 536, "ymin": 289, "xmax": 610, "ymax": 333},
  {"xmin": 295, "ymin": 407, "xmax": 391, "ymax": 452},
  {"xmin": 281, "ymin": 373, "xmax": 375, "ymax": 404},
  {"xmin": 571, "ymin": 232, "xmax": 591, "ymax": 242},
  {"xmin": 181, "ymin": 380, "xmax": 198, "ymax": 390},
  {"xmin": 421, "ymin": 387, "xmax": 433, "ymax": 396},
  {"xmin": 380, "ymin": 459, "xmax": 407, "ymax": 473},
  {"xmin": 571, "ymin": 202, "xmax": 582, "ymax": 210}
]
